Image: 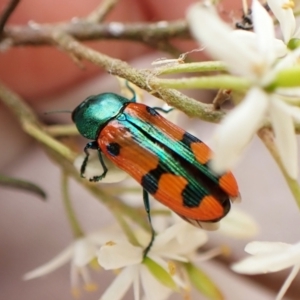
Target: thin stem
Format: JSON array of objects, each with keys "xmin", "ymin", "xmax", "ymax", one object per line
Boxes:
[
  {"xmin": 258, "ymin": 128, "xmax": 300, "ymax": 210},
  {"xmin": 275, "ymin": 264, "xmax": 300, "ymax": 300},
  {"xmin": 24, "ymin": 123, "xmax": 76, "ymax": 161},
  {"xmin": 0, "ymin": 81, "xmax": 39, "ymax": 125},
  {"xmin": 242, "ymin": 0, "xmax": 249, "ymax": 15},
  {"xmin": 61, "ymin": 171, "xmax": 84, "ymax": 238},
  {"xmin": 0, "ymin": 81, "xmax": 77, "ymax": 161},
  {"xmin": 45, "ymin": 124, "xmax": 79, "ymax": 137},
  {"xmin": 156, "ymin": 61, "xmax": 228, "ymax": 75},
  {"xmin": 0, "ymin": 174, "xmax": 46, "ymax": 200},
  {"xmin": 0, "ymin": 0, "xmax": 20, "ymax": 36},
  {"xmin": 86, "ymin": 0, "xmax": 120, "ymax": 23},
  {"xmin": 113, "ymin": 211, "xmax": 140, "ymax": 246},
  {"xmin": 154, "ymin": 76, "xmax": 250, "ymax": 91}
]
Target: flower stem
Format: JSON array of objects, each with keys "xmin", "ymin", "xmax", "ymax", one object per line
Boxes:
[
  {"xmin": 61, "ymin": 171, "xmax": 85, "ymax": 238},
  {"xmin": 113, "ymin": 211, "xmax": 140, "ymax": 246},
  {"xmin": 154, "ymin": 75, "xmax": 250, "ymax": 91},
  {"xmin": 45, "ymin": 124, "xmax": 79, "ymax": 137},
  {"xmin": 156, "ymin": 61, "xmax": 228, "ymax": 75},
  {"xmin": 258, "ymin": 128, "xmax": 300, "ymax": 210},
  {"xmin": 0, "ymin": 81, "xmax": 77, "ymax": 162},
  {"xmin": 270, "ymin": 66, "xmax": 300, "ymax": 89},
  {"xmin": 275, "ymin": 264, "xmax": 300, "ymax": 300}
]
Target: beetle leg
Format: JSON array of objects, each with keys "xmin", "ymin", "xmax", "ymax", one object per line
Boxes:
[
  {"xmin": 152, "ymin": 107, "xmax": 174, "ymax": 114},
  {"xmin": 125, "ymin": 80, "xmax": 136, "ymax": 103},
  {"xmin": 143, "ymin": 189, "xmax": 156, "ymax": 257},
  {"xmin": 81, "ymin": 141, "xmax": 98, "ymax": 178},
  {"xmin": 89, "ymin": 150, "xmax": 108, "ymax": 182}
]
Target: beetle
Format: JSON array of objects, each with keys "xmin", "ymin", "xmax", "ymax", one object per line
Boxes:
[{"xmin": 72, "ymin": 84, "xmax": 240, "ymax": 254}]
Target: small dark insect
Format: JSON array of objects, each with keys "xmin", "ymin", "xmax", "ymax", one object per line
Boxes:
[{"xmin": 235, "ymin": 9, "xmax": 253, "ymax": 31}]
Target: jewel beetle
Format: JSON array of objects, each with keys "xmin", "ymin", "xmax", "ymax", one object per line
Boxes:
[{"xmin": 72, "ymin": 83, "xmax": 240, "ymax": 254}]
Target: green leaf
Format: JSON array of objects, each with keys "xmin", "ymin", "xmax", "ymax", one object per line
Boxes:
[
  {"xmin": 143, "ymin": 257, "xmax": 178, "ymax": 291},
  {"xmin": 184, "ymin": 262, "xmax": 224, "ymax": 300},
  {"xmin": 0, "ymin": 174, "xmax": 46, "ymax": 200}
]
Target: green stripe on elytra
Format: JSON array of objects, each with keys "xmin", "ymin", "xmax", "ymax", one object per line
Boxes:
[
  {"xmin": 123, "ymin": 108, "xmax": 221, "ymax": 185},
  {"xmin": 116, "ymin": 112, "xmax": 215, "ymax": 209}
]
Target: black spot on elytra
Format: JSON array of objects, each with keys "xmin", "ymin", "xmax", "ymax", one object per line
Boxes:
[
  {"xmin": 141, "ymin": 164, "xmax": 165, "ymax": 194},
  {"xmin": 181, "ymin": 182, "xmax": 202, "ymax": 208},
  {"xmin": 106, "ymin": 143, "xmax": 120, "ymax": 156},
  {"xmin": 181, "ymin": 131, "xmax": 201, "ymax": 147},
  {"xmin": 146, "ymin": 106, "xmax": 158, "ymax": 116}
]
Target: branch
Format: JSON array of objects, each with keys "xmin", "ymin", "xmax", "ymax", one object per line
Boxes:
[
  {"xmin": 1, "ymin": 19, "xmax": 190, "ymax": 47},
  {"xmin": 0, "ymin": 0, "xmax": 20, "ymax": 36},
  {"xmin": 86, "ymin": 0, "xmax": 120, "ymax": 23},
  {"xmin": 52, "ymin": 32, "xmax": 224, "ymax": 122},
  {"xmin": 0, "ymin": 81, "xmax": 150, "ymax": 232}
]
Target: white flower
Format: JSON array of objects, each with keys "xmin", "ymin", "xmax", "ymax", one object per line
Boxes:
[
  {"xmin": 232, "ymin": 241, "xmax": 300, "ymax": 300},
  {"xmin": 24, "ymin": 227, "xmax": 122, "ymax": 297},
  {"xmin": 267, "ymin": 0, "xmax": 297, "ymax": 43},
  {"xmin": 98, "ymin": 221, "xmax": 209, "ymax": 300},
  {"xmin": 187, "ymin": 0, "xmax": 300, "ymax": 179},
  {"xmin": 219, "ymin": 207, "xmax": 259, "ymax": 239}
]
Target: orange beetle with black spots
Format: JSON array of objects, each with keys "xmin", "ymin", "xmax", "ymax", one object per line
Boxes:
[{"xmin": 72, "ymin": 84, "xmax": 240, "ymax": 255}]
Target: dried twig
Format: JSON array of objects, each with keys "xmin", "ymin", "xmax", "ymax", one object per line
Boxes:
[
  {"xmin": 52, "ymin": 31, "xmax": 224, "ymax": 122},
  {"xmin": 87, "ymin": 0, "xmax": 120, "ymax": 23},
  {"xmin": 0, "ymin": 0, "xmax": 20, "ymax": 36},
  {"xmin": 1, "ymin": 19, "xmax": 190, "ymax": 47}
]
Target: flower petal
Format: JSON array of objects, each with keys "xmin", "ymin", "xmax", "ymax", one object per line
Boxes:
[
  {"xmin": 274, "ymin": 97, "xmax": 300, "ymax": 123},
  {"xmin": 87, "ymin": 225, "xmax": 123, "ymax": 245},
  {"xmin": 73, "ymin": 238, "xmax": 98, "ymax": 267},
  {"xmin": 231, "ymin": 30, "xmax": 287, "ymax": 58},
  {"xmin": 133, "ymin": 268, "xmax": 140, "ymax": 300},
  {"xmin": 270, "ymin": 97, "xmax": 298, "ymax": 179},
  {"xmin": 245, "ymin": 241, "xmax": 292, "ymax": 255},
  {"xmin": 152, "ymin": 222, "xmax": 208, "ymax": 257},
  {"xmin": 267, "ymin": 0, "xmax": 296, "ymax": 42},
  {"xmin": 232, "ymin": 242, "xmax": 300, "ymax": 274},
  {"xmin": 24, "ymin": 244, "xmax": 73, "ymax": 280},
  {"xmin": 252, "ymin": 0, "xmax": 276, "ymax": 63},
  {"xmin": 219, "ymin": 208, "xmax": 259, "ymax": 239},
  {"xmin": 186, "ymin": 3, "xmax": 259, "ymax": 78},
  {"xmin": 140, "ymin": 265, "xmax": 173, "ymax": 300},
  {"xmin": 211, "ymin": 87, "xmax": 269, "ymax": 173},
  {"xmin": 100, "ymin": 266, "xmax": 137, "ymax": 300},
  {"xmin": 98, "ymin": 240, "xmax": 143, "ymax": 270}
]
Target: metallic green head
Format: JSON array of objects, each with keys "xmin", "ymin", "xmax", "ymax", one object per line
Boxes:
[{"xmin": 72, "ymin": 93, "xmax": 130, "ymax": 140}]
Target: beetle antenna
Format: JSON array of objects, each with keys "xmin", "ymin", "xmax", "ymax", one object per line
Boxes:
[
  {"xmin": 125, "ymin": 80, "xmax": 136, "ymax": 102},
  {"xmin": 44, "ymin": 110, "xmax": 72, "ymax": 115}
]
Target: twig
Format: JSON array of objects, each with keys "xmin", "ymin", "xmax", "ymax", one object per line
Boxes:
[
  {"xmin": 87, "ymin": 0, "xmax": 120, "ymax": 23},
  {"xmin": 0, "ymin": 0, "xmax": 20, "ymax": 37},
  {"xmin": 0, "ymin": 81, "xmax": 76, "ymax": 161},
  {"xmin": 0, "ymin": 80, "xmax": 150, "ymax": 232},
  {"xmin": 1, "ymin": 19, "xmax": 190, "ymax": 47},
  {"xmin": 0, "ymin": 174, "xmax": 46, "ymax": 200},
  {"xmin": 212, "ymin": 89, "xmax": 232, "ymax": 109},
  {"xmin": 51, "ymin": 32, "xmax": 224, "ymax": 122}
]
